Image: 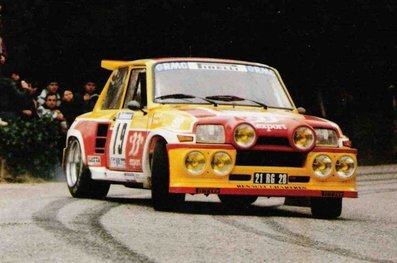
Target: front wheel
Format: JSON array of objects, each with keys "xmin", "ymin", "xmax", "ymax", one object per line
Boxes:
[
  {"xmin": 151, "ymin": 141, "xmax": 185, "ymax": 211},
  {"xmin": 64, "ymin": 138, "xmax": 110, "ymax": 199},
  {"xmin": 310, "ymin": 197, "xmax": 342, "ymax": 219}
]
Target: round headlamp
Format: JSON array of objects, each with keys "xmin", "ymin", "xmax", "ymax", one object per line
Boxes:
[
  {"xmin": 234, "ymin": 123, "xmax": 256, "ymax": 148},
  {"xmin": 211, "ymin": 151, "xmax": 233, "ymax": 176},
  {"xmin": 336, "ymin": 156, "xmax": 356, "ymax": 180},
  {"xmin": 185, "ymin": 151, "xmax": 206, "ymax": 175},
  {"xmin": 293, "ymin": 126, "xmax": 315, "ymax": 151},
  {"xmin": 312, "ymin": 154, "xmax": 332, "ymax": 179}
]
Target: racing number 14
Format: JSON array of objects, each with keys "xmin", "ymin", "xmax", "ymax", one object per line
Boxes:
[
  {"xmin": 253, "ymin": 173, "xmax": 288, "ymax": 184},
  {"xmin": 108, "ymin": 112, "xmax": 134, "ymax": 169},
  {"xmin": 113, "ymin": 122, "xmax": 128, "ymax": 155}
]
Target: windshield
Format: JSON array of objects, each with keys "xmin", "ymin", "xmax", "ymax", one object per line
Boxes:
[{"xmin": 153, "ymin": 61, "xmax": 294, "ymax": 109}]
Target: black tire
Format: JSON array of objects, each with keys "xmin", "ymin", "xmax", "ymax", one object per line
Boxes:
[
  {"xmin": 310, "ymin": 197, "xmax": 342, "ymax": 219},
  {"xmin": 64, "ymin": 138, "xmax": 110, "ymax": 199},
  {"xmin": 151, "ymin": 140, "xmax": 185, "ymax": 211},
  {"xmin": 218, "ymin": 195, "xmax": 258, "ymax": 210}
]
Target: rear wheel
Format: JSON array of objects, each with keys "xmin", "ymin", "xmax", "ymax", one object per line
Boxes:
[
  {"xmin": 310, "ymin": 197, "xmax": 342, "ymax": 219},
  {"xmin": 64, "ymin": 138, "xmax": 110, "ymax": 199},
  {"xmin": 218, "ymin": 195, "xmax": 258, "ymax": 210},
  {"xmin": 151, "ymin": 141, "xmax": 185, "ymax": 211}
]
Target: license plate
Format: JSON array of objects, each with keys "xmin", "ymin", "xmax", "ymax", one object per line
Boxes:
[{"xmin": 253, "ymin": 173, "xmax": 288, "ymax": 184}]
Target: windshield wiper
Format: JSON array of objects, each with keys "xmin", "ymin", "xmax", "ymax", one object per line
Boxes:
[
  {"xmin": 155, "ymin": 93, "xmax": 196, "ymax": 100},
  {"xmin": 155, "ymin": 93, "xmax": 218, "ymax": 106},
  {"xmin": 205, "ymin": 95, "xmax": 243, "ymax": 101},
  {"xmin": 205, "ymin": 95, "xmax": 268, "ymax": 109}
]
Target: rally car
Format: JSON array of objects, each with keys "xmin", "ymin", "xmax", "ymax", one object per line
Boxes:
[{"xmin": 63, "ymin": 57, "xmax": 357, "ymax": 218}]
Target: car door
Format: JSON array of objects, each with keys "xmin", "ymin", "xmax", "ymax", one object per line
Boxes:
[
  {"xmin": 107, "ymin": 67, "xmax": 149, "ymax": 172},
  {"xmin": 103, "ymin": 66, "xmax": 130, "ymax": 170}
]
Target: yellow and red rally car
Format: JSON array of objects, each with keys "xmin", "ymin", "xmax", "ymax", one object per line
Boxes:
[{"xmin": 63, "ymin": 57, "xmax": 357, "ymax": 218}]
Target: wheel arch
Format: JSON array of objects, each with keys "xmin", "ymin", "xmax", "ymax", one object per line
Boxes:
[
  {"xmin": 141, "ymin": 130, "xmax": 175, "ymax": 188},
  {"xmin": 142, "ymin": 133, "xmax": 167, "ymax": 175},
  {"xmin": 66, "ymin": 129, "xmax": 87, "ymax": 165}
]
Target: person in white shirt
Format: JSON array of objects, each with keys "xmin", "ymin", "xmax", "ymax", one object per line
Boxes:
[{"xmin": 37, "ymin": 81, "xmax": 62, "ymax": 107}]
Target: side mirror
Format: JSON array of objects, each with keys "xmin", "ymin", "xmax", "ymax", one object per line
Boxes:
[
  {"xmin": 297, "ymin": 107, "xmax": 306, "ymax": 114},
  {"xmin": 127, "ymin": 100, "xmax": 147, "ymax": 115}
]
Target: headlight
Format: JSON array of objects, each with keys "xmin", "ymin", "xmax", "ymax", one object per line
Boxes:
[
  {"xmin": 211, "ymin": 152, "xmax": 233, "ymax": 176},
  {"xmin": 234, "ymin": 123, "xmax": 256, "ymax": 148},
  {"xmin": 312, "ymin": 154, "xmax": 332, "ymax": 179},
  {"xmin": 293, "ymin": 126, "xmax": 315, "ymax": 151},
  {"xmin": 196, "ymin": 125, "xmax": 225, "ymax": 143},
  {"xmin": 336, "ymin": 156, "xmax": 356, "ymax": 179},
  {"xmin": 185, "ymin": 151, "xmax": 206, "ymax": 175},
  {"xmin": 315, "ymin": 129, "xmax": 338, "ymax": 146}
]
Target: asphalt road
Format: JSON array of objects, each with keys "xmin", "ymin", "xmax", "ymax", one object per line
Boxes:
[{"xmin": 0, "ymin": 165, "xmax": 396, "ymax": 263}]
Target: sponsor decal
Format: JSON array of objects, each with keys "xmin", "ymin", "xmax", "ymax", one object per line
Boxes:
[
  {"xmin": 195, "ymin": 63, "xmax": 245, "ymax": 72},
  {"xmin": 129, "ymin": 158, "xmax": 141, "ymax": 168},
  {"xmin": 124, "ymin": 172, "xmax": 144, "ymax": 182},
  {"xmin": 155, "ymin": 62, "xmax": 189, "ymax": 71},
  {"xmin": 246, "ymin": 66, "xmax": 275, "ymax": 75},
  {"xmin": 87, "ymin": 155, "xmax": 101, "ymax": 166},
  {"xmin": 196, "ymin": 188, "xmax": 221, "ymax": 194},
  {"xmin": 125, "ymin": 131, "xmax": 147, "ymax": 171},
  {"xmin": 128, "ymin": 132, "xmax": 144, "ymax": 157},
  {"xmin": 155, "ymin": 62, "xmax": 247, "ymax": 72},
  {"xmin": 321, "ymin": 191, "xmax": 344, "ymax": 198},
  {"xmin": 117, "ymin": 112, "xmax": 134, "ymax": 120},
  {"xmin": 221, "ymin": 111, "xmax": 288, "ymax": 132},
  {"xmin": 154, "ymin": 62, "xmax": 274, "ymax": 74},
  {"xmin": 255, "ymin": 123, "xmax": 287, "ymax": 132},
  {"xmin": 236, "ymin": 185, "xmax": 307, "ymax": 190},
  {"xmin": 110, "ymin": 157, "xmax": 125, "ymax": 168}
]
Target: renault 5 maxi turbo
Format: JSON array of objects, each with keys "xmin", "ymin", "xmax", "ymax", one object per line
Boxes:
[{"xmin": 63, "ymin": 57, "xmax": 357, "ymax": 218}]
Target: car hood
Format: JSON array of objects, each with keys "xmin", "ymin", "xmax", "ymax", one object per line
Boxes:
[
  {"xmin": 152, "ymin": 106, "xmax": 341, "ymax": 136},
  {"xmin": 191, "ymin": 106, "xmax": 336, "ymax": 126}
]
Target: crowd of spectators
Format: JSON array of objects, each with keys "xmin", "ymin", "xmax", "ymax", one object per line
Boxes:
[{"xmin": 0, "ymin": 71, "xmax": 99, "ymax": 131}]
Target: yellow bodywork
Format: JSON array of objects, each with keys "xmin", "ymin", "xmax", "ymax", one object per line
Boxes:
[{"xmin": 168, "ymin": 146, "xmax": 357, "ymax": 196}]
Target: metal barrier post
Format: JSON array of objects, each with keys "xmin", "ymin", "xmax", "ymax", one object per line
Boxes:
[
  {"xmin": 0, "ymin": 158, "xmax": 6, "ymax": 180},
  {"xmin": 0, "ymin": 118, "xmax": 7, "ymax": 179}
]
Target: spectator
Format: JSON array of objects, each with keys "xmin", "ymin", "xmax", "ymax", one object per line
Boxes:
[
  {"xmin": 37, "ymin": 93, "xmax": 67, "ymax": 132},
  {"xmin": 37, "ymin": 81, "xmax": 62, "ymax": 107},
  {"xmin": 23, "ymin": 78, "xmax": 40, "ymax": 99},
  {"xmin": 76, "ymin": 81, "xmax": 99, "ymax": 112},
  {"xmin": 10, "ymin": 70, "xmax": 21, "ymax": 82},
  {"xmin": 0, "ymin": 77, "xmax": 28, "ymax": 120},
  {"xmin": 0, "ymin": 35, "xmax": 6, "ymax": 77},
  {"xmin": 59, "ymin": 88, "xmax": 84, "ymax": 128},
  {"xmin": 20, "ymin": 78, "xmax": 39, "ymax": 118}
]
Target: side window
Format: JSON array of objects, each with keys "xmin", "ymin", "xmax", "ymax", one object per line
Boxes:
[
  {"xmin": 123, "ymin": 69, "xmax": 147, "ymax": 109},
  {"xmin": 102, "ymin": 67, "xmax": 129, "ymax": 109}
]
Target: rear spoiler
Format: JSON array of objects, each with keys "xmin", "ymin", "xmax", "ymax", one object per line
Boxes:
[{"xmin": 101, "ymin": 60, "xmax": 130, "ymax": 70}]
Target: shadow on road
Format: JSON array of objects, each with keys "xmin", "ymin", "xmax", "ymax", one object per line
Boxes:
[{"xmin": 104, "ymin": 196, "xmax": 313, "ymax": 218}]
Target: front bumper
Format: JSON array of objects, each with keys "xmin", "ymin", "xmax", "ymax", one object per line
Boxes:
[{"xmin": 167, "ymin": 144, "xmax": 358, "ymax": 198}]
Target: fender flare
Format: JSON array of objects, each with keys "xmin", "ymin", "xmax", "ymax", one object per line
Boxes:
[{"xmin": 66, "ymin": 129, "xmax": 87, "ymax": 165}]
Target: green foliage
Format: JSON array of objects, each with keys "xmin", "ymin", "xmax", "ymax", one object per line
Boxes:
[{"xmin": 0, "ymin": 116, "xmax": 64, "ymax": 179}]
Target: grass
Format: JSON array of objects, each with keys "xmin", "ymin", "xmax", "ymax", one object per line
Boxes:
[
  {"xmin": 0, "ymin": 161, "xmax": 47, "ymax": 184},
  {"xmin": 0, "ymin": 172, "xmax": 47, "ymax": 184}
]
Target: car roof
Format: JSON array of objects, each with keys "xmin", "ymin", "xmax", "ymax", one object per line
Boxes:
[{"xmin": 101, "ymin": 57, "xmax": 269, "ymax": 70}]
